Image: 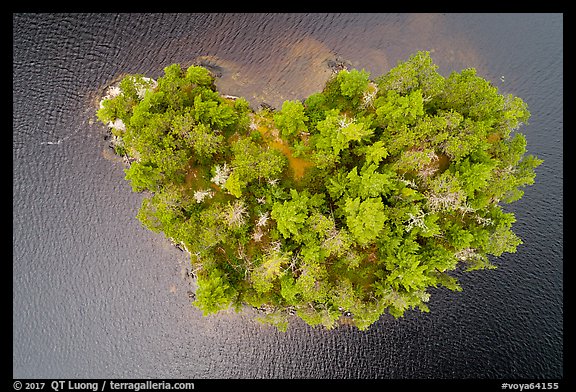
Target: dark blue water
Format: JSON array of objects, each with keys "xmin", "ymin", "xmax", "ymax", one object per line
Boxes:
[{"xmin": 13, "ymin": 13, "xmax": 562, "ymax": 379}]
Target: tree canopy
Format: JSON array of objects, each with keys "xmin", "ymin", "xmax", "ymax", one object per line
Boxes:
[{"xmin": 97, "ymin": 52, "xmax": 542, "ymax": 331}]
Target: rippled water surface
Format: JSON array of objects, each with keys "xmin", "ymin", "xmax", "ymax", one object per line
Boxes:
[{"xmin": 13, "ymin": 13, "xmax": 562, "ymax": 379}]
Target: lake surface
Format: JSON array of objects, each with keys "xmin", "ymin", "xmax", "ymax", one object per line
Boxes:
[{"xmin": 13, "ymin": 13, "xmax": 563, "ymax": 379}]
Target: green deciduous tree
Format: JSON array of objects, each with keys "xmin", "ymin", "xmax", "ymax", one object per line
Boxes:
[
  {"xmin": 274, "ymin": 100, "xmax": 309, "ymax": 140},
  {"xmin": 376, "ymin": 50, "xmax": 445, "ymax": 100},
  {"xmin": 194, "ymin": 269, "xmax": 237, "ymax": 315},
  {"xmin": 271, "ymin": 189, "xmax": 310, "ymax": 240},
  {"xmin": 344, "ymin": 197, "xmax": 387, "ymax": 246},
  {"xmin": 336, "ymin": 68, "xmax": 370, "ymax": 104}
]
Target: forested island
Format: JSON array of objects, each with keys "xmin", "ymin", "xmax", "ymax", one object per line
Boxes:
[{"xmin": 97, "ymin": 51, "xmax": 541, "ymax": 331}]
